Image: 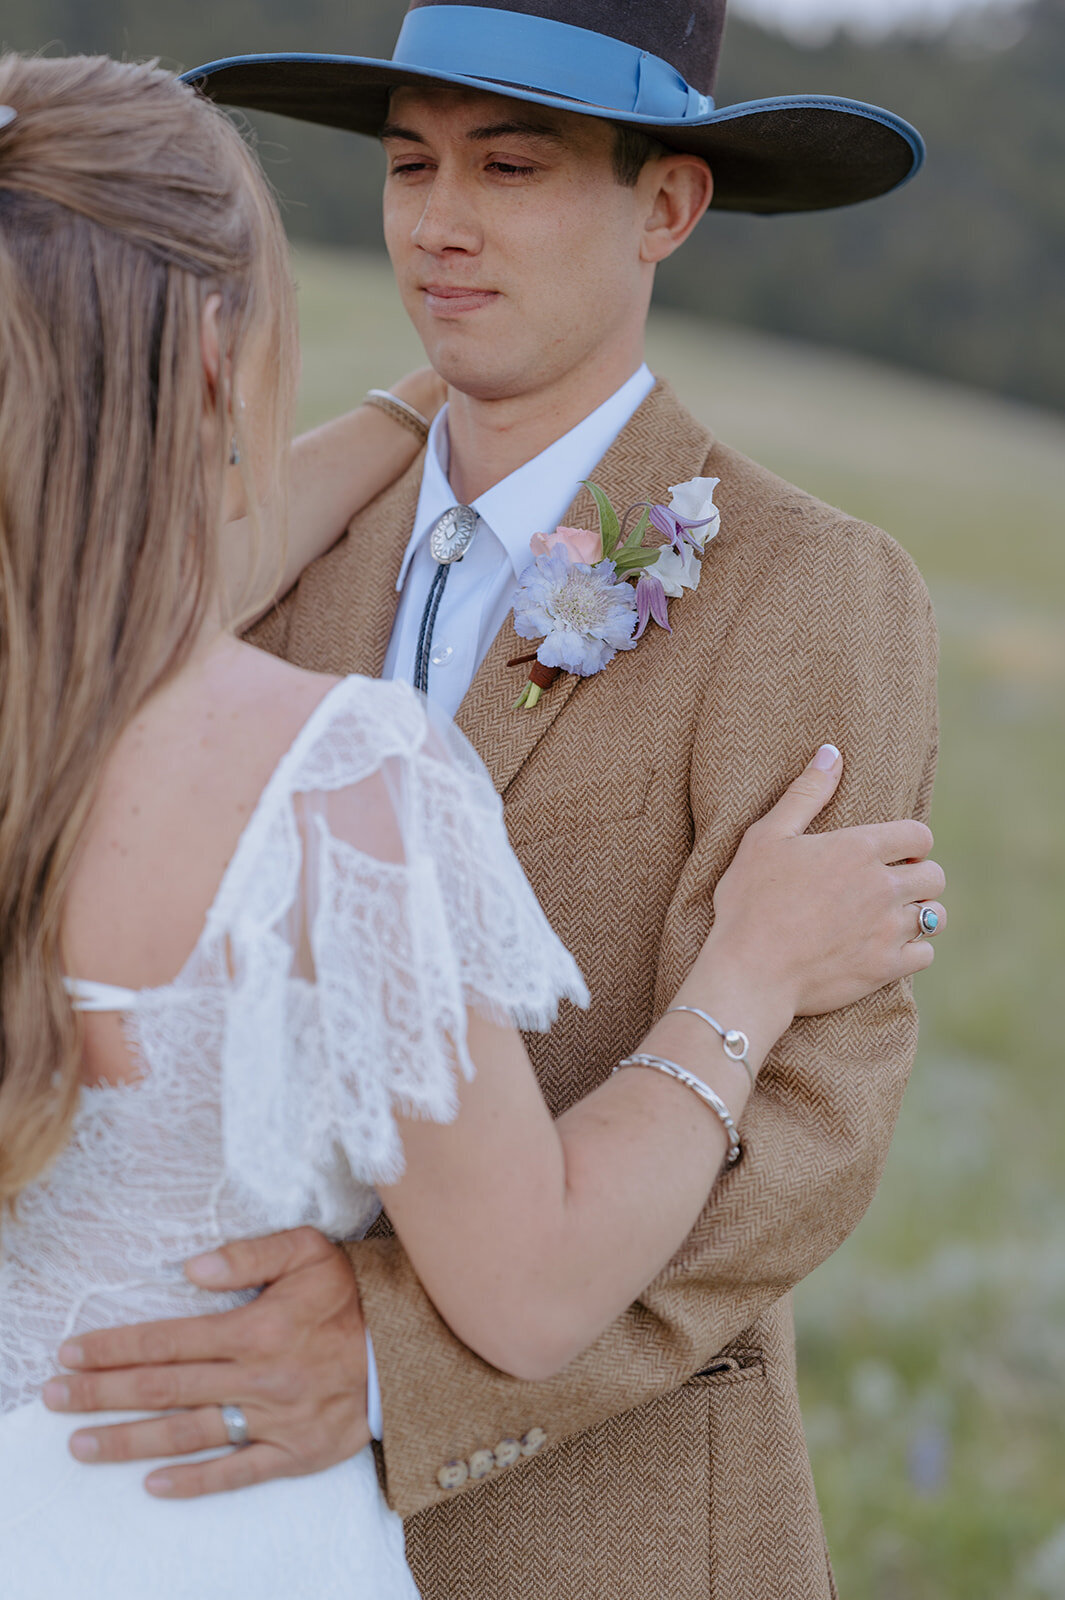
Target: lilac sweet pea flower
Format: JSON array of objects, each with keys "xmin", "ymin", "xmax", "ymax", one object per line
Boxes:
[{"xmin": 513, "ymin": 551, "xmax": 638, "ymax": 676}]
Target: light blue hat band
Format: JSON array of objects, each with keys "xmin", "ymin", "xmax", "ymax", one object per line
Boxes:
[{"xmin": 392, "ymin": 5, "xmax": 714, "ymax": 121}]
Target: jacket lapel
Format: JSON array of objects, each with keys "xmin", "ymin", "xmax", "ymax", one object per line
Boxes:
[
  {"xmin": 455, "ymin": 381, "xmax": 713, "ymax": 795},
  {"xmin": 289, "ymin": 453, "xmax": 425, "ymax": 679}
]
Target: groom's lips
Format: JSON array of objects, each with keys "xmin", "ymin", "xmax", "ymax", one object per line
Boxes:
[{"xmin": 421, "ymin": 284, "xmax": 499, "ymax": 316}]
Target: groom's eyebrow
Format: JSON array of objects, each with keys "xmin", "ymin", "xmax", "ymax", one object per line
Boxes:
[
  {"xmin": 380, "ymin": 123, "xmax": 428, "ymax": 143},
  {"xmin": 466, "ymin": 120, "xmax": 568, "ymax": 145},
  {"xmin": 380, "ymin": 119, "xmax": 568, "ymax": 146}
]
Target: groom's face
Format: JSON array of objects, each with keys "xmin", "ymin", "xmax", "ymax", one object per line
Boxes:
[{"xmin": 381, "ymin": 87, "xmax": 656, "ymax": 404}]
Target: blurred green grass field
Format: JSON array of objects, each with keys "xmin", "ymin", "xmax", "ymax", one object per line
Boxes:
[{"xmin": 293, "ymin": 245, "xmax": 1065, "ymax": 1600}]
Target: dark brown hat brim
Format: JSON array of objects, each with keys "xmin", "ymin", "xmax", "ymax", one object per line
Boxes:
[{"xmin": 182, "ymin": 53, "xmax": 923, "ymax": 215}]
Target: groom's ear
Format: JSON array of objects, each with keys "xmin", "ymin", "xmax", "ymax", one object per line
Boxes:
[{"xmin": 638, "ymin": 155, "xmax": 714, "ymax": 266}]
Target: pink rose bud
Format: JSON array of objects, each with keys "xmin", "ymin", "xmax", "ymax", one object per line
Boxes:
[{"xmin": 529, "ymin": 524, "xmax": 604, "ymax": 565}]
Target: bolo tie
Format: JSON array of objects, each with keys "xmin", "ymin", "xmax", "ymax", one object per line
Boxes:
[{"xmin": 413, "ymin": 505, "xmax": 479, "ymax": 693}]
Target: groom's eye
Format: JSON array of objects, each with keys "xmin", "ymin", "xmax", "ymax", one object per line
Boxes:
[{"xmin": 486, "ymin": 161, "xmax": 538, "ymax": 177}]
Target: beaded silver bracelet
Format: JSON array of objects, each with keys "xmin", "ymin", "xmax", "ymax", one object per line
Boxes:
[
  {"xmin": 666, "ymin": 1006, "xmax": 755, "ymax": 1091},
  {"xmin": 364, "ymin": 388, "xmax": 431, "ymax": 442},
  {"xmin": 615, "ymin": 1053, "xmax": 742, "ymax": 1167}
]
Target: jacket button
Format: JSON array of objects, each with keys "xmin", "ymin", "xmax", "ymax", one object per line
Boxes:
[
  {"xmin": 494, "ymin": 1438, "xmax": 522, "ymax": 1470},
  {"xmin": 469, "ymin": 1448, "xmax": 495, "ymax": 1480},
  {"xmin": 437, "ymin": 1460, "xmax": 469, "ymax": 1492},
  {"xmin": 520, "ymin": 1427, "xmax": 547, "ymax": 1456}
]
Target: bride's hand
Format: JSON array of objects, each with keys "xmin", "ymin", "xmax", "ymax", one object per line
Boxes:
[{"xmin": 699, "ymin": 744, "xmax": 946, "ymax": 1025}]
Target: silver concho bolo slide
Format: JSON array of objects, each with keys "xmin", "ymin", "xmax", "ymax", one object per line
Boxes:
[{"xmin": 413, "ymin": 505, "xmax": 479, "ymax": 693}]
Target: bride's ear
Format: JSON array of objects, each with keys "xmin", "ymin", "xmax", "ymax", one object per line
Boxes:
[
  {"xmin": 200, "ymin": 292, "xmax": 238, "ymax": 470},
  {"xmin": 201, "ymin": 291, "xmax": 224, "ymax": 402}
]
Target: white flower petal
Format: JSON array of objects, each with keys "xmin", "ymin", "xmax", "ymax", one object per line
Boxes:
[
  {"xmin": 668, "ymin": 476, "xmax": 721, "ymax": 549},
  {"xmin": 649, "ymin": 543, "xmax": 702, "ymax": 598}
]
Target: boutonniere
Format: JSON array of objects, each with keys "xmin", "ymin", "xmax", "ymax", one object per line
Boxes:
[{"xmin": 509, "ymin": 476, "xmax": 721, "ymax": 709}]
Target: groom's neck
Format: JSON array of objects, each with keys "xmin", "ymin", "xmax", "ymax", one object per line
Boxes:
[{"xmin": 445, "ymin": 346, "xmax": 646, "ymax": 505}]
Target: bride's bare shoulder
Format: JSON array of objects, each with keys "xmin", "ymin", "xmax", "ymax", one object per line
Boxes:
[{"xmin": 231, "ymin": 639, "xmax": 343, "ymax": 723}]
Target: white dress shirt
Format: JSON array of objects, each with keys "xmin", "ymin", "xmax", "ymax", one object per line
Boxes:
[
  {"xmin": 365, "ymin": 362, "xmax": 654, "ymax": 1439},
  {"xmin": 381, "ymin": 364, "xmax": 655, "ymax": 717}
]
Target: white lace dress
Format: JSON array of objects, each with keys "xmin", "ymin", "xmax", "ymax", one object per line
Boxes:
[{"xmin": 0, "ymin": 676, "xmax": 587, "ymax": 1599}]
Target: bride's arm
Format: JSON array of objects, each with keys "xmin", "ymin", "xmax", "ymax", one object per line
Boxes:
[
  {"xmin": 276, "ymin": 367, "xmax": 446, "ymax": 594},
  {"xmin": 236, "ymin": 367, "xmax": 446, "ymax": 622},
  {"xmin": 379, "ymin": 749, "xmax": 944, "ymax": 1383}
]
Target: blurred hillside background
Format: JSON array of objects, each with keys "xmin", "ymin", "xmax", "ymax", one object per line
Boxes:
[{"xmin": 3, "ymin": 3, "xmax": 1063, "ymax": 1596}]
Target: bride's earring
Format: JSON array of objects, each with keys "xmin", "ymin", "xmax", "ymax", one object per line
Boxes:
[{"xmin": 228, "ymin": 393, "xmax": 246, "ymax": 466}]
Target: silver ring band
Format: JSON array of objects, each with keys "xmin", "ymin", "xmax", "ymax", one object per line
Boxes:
[
  {"xmin": 221, "ymin": 1404, "xmax": 250, "ymax": 1447},
  {"xmin": 914, "ymin": 904, "xmax": 940, "ymax": 941}
]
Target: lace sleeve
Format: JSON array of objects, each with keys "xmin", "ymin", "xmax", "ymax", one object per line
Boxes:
[{"xmin": 219, "ymin": 680, "xmax": 588, "ymax": 1215}]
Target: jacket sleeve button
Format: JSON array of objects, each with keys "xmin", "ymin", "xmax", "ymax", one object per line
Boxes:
[
  {"xmin": 469, "ymin": 1448, "xmax": 496, "ymax": 1480},
  {"xmin": 494, "ymin": 1438, "xmax": 522, "ymax": 1469},
  {"xmin": 437, "ymin": 1460, "xmax": 470, "ymax": 1492},
  {"xmin": 520, "ymin": 1427, "xmax": 547, "ymax": 1456}
]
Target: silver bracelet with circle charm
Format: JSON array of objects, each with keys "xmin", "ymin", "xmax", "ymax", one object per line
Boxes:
[
  {"xmin": 665, "ymin": 1006, "xmax": 755, "ymax": 1091},
  {"xmin": 615, "ymin": 1053, "xmax": 742, "ymax": 1167}
]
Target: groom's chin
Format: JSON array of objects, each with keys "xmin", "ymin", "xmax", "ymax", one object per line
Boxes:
[{"xmin": 420, "ymin": 348, "xmax": 537, "ymax": 406}]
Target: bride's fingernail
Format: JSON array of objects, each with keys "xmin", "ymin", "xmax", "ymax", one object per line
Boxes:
[
  {"xmin": 58, "ymin": 1342, "xmax": 84, "ymax": 1368},
  {"xmin": 70, "ymin": 1432, "xmax": 99, "ymax": 1461},
  {"xmin": 188, "ymin": 1251, "xmax": 226, "ymax": 1284},
  {"xmin": 43, "ymin": 1380, "xmax": 70, "ymax": 1407},
  {"xmin": 146, "ymin": 1473, "xmax": 174, "ymax": 1495},
  {"xmin": 813, "ymin": 743, "xmax": 841, "ymax": 771}
]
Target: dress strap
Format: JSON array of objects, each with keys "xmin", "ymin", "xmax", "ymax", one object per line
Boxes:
[{"xmin": 64, "ymin": 978, "xmax": 141, "ymax": 1013}]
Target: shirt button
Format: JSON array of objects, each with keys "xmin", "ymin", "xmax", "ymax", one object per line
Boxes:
[{"xmin": 430, "ymin": 643, "xmax": 455, "ymax": 667}]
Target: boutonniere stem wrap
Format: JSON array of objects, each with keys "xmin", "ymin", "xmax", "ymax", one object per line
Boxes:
[{"xmin": 510, "ymin": 476, "xmax": 720, "ymax": 709}]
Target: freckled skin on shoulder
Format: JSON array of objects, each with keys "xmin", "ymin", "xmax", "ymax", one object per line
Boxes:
[{"xmin": 62, "ymin": 639, "xmax": 341, "ymax": 1087}]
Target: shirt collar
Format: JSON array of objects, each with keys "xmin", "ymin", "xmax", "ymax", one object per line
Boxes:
[{"xmin": 395, "ymin": 364, "xmax": 655, "ymax": 591}]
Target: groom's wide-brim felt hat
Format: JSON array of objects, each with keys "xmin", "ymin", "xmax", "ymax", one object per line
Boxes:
[{"xmin": 183, "ymin": 0, "xmax": 924, "ymax": 215}]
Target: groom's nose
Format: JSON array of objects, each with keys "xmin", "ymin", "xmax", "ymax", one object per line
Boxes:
[{"xmin": 409, "ymin": 165, "xmax": 483, "ymax": 257}]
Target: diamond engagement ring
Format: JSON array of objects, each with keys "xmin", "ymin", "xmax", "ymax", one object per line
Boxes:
[
  {"xmin": 914, "ymin": 905, "xmax": 940, "ymax": 940},
  {"xmin": 221, "ymin": 1404, "xmax": 250, "ymax": 1447}
]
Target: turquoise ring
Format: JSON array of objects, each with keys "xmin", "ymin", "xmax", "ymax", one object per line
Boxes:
[{"xmin": 915, "ymin": 905, "xmax": 940, "ymax": 939}]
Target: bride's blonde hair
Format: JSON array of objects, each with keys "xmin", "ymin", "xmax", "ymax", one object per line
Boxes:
[{"xmin": 0, "ymin": 54, "xmax": 298, "ymax": 1213}]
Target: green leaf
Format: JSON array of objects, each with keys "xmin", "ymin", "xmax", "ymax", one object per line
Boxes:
[
  {"xmin": 581, "ymin": 480, "xmax": 621, "ymax": 558},
  {"xmin": 620, "ymin": 507, "xmax": 651, "ymax": 552},
  {"xmin": 613, "ymin": 547, "xmax": 661, "ymax": 573}
]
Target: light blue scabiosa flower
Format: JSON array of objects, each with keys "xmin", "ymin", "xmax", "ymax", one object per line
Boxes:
[{"xmin": 513, "ymin": 551, "xmax": 638, "ymax": 678}]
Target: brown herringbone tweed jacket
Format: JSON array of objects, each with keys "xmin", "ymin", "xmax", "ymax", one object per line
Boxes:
[{"xmin": 248, "ymin": 381, "xmax": 938, "ymax": 1600}]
